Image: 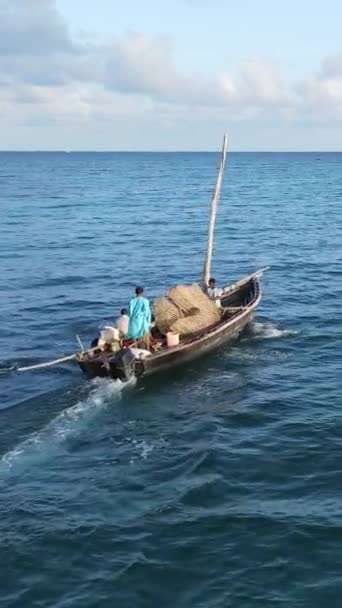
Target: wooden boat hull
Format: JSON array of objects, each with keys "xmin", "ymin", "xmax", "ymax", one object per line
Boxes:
[
  {"xmin": 144, "ymin": 308, "xmax": 252, "ymax": 376},
  {"xmin": 76, "ymin": 274, "xmax": 262, "ymax": 381}
]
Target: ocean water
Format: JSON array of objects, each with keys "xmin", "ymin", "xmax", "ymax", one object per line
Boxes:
[{"xmin": 0, "ymin": 151, "xmax": 341, "ymax": 607}]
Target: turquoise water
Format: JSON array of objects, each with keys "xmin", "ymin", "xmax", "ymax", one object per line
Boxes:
[{"xmin": 0, "ymin": 152, "xmax": 341, "ymax": 607}]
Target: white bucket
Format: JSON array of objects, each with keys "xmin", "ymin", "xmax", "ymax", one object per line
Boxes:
[{"xmin": 167, "ymin": 332, "xmax": 180, "ymax": 347}]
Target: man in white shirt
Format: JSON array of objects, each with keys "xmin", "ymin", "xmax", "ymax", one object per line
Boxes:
[
  {"xmin": 207, "ymin": 278, "xmax": 223, "ymax": 307},
  {"xmin": 116, "ymin": 308, "xmax": 129, "ymax": 337}
]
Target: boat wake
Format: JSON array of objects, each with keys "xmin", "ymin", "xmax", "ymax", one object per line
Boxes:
[
  {"xmin": 252, "ymin": 321, "xmax": 298, "ymax": 340},
  {"xmin": 0, "ymin": 377, "xmax": 134, "ymax": 473}
]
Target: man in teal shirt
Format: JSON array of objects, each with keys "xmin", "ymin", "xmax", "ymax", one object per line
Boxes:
[{"xmin": 128, "ymin": 286, "xmax": 151, "ymax": 348}]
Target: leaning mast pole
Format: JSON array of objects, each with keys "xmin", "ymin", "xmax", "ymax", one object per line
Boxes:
[{"xmin": 202, "ymin": 132, "xmax": 228, "ymax": 287}]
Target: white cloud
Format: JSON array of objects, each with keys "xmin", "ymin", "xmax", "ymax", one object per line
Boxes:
[
  {"xmin": 0, "ymin": 0, "xmax": 341, "ymax": 149},
  {"xmin": 295, "ymin": 54, "xmax": 342, "ymax": 125},
  {"xmin": 0, "ymin": 0, "xmax": 76, "ymax": 55},
  {"xmin": 239, "ymin": 61, "xmax": 287, "ymax": 105},
  {"xmin": 319, "ymin": 53, "xmax": 342, "ymax": 79}
]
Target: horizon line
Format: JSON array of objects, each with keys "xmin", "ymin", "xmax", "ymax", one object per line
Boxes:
[{"xmin": 0, "ymin": 150, "xmax": 341, "ymax": 154}]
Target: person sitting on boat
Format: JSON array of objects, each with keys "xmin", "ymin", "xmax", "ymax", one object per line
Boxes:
[
  {"xmin": 207, "ymin": 277, "xmax": 223, "ymax": 307},
  {"xmin": 128, "ymin": 286, "xmax": 151, "ymax": 350},
  {"xmin": 90, "ymin": 326, "xmax": 121, "ymax": 352},
  {"xmin": 90, "ymin": 333, "xmax": 100, "ymax": 348},
  {"xmin": 116, "ymin": 308, "xmax": 129, "ymax": 337}
]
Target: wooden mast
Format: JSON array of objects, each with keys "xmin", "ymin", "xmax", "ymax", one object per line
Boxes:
[{"xmin": 202, "ymin": 132, "xmax": 228, "ymax": 288}]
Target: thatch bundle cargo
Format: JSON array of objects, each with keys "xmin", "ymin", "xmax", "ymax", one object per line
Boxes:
[
  {"xmin": 154, "ymin": 283, "xmax": 220, "ymax": 337},
  {"xmin": 171, "ymin": 312, "xmax": 217, "ymax": 336},
  {"xmin": 153, "ymin": 297, "xmax": 181, "ymax": 335},
  {"xmin": 171, "ymin": 284, "xmax": 218, "ymax": 316},
  {"xmin": 168, "ymin": 285, "xmax": 200, "ymax": 315}
]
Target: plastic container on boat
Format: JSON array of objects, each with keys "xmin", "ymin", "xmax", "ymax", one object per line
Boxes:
[{"xmin": 166, "ymin": 332, "xmax": 180, "ymax": 347}]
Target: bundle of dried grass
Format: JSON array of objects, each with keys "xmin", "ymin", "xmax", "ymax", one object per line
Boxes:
[
  {"xmin": 172, "ymin": 284, "xmax": 219, "ymax": 317},
  {"xmin": 168, "ymin": 285, "xmax": 200, "ymax": 315},
  {"xmin": 154, "ymin": 296, "xmax": 181, "ymax": 335},
  {"xmin": 154, "ymin": 283, "xmax": 220, "ymax": 337},
  {"xmin": 171, "ymin": 312, "xmax": 218, "ymax": 336}
]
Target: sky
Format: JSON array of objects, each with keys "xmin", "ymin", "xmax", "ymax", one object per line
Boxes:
[{"xmin": 1, "ymin": 0, "xmax": 342, "ymax": 150}]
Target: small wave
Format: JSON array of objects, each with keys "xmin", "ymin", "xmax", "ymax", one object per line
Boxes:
[
  {"xmin": 0, "ymin": 377, "xmax": 134, "ymax": 472},
  {"xmin": 126, "ymin": 436, "xmax": 170, "ymax": 465},
  {"xmin": 252, "ymin": 321, "xmax": 298, "ymax": 340},
  {"xmin": 130, "ymin": 439, "xmax": 154, "ymax": 462}
]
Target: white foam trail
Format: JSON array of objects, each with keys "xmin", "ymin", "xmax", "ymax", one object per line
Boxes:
[
  {"xmin": 0, "ymin": 377, "xmax": 135, "ymax": 472},
  {"xmin": 128, "ymin": 439, "xmax": 157, "ymax": 465},
  {"xmin": 252, "ymin": 321, "xmax": 298, "ymax": 340},
  {"xmin": 133, "ymin": 439, "xmax": 154, "ymax": 460}
]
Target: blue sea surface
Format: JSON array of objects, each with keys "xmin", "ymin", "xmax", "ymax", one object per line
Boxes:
[{"xmin": 0, "ymin": 151, "xmax": 341, "ymax": 607}]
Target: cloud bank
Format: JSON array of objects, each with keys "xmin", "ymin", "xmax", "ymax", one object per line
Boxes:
[{"xmin": 1, "ymin": 0, "xmax": 342, "ymax": 149}]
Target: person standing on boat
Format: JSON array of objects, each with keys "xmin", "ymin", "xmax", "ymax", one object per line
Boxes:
[
  {"xmin": 116, "ymin": 308, "xmax": 129, "ymax": 337},
  {"xmin": 207, "ymin": 278, "xmax": 223, "ymax": 307},
  {"xmin": 128, "ymin": 287, "xmax": 151, "ymax": 348}
]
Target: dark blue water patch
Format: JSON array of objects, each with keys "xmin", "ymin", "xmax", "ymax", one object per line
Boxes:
[
  {"xmin": 0, "ymin": 152, "xmax": 342, "ymax": 607},
  {"xmin": 32, "ymin": 275, "xmax": 89, "ymax": 288}
]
